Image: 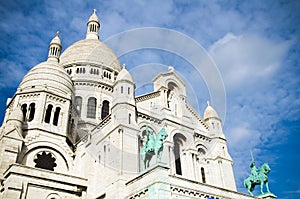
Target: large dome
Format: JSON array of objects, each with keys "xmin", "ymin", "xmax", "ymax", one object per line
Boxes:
[
  {"xmin": 18, "ymin": 60, "xmax": 74, "ymax": 98},
  {"xmin": 60, "ymin": 39, "xmax": 121, "ymax": 71}
]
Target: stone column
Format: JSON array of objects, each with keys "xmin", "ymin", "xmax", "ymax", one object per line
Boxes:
[{"xmin": 161, "ymin": 141, "xmax": 173, "ymax": 167}]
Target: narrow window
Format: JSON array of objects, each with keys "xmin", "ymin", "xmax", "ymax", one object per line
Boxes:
[
  {"xmin": 128, "ymin": 87, "xmax": 130, "ymax": 95},
  {"xmin": 75, "ymin": 96, "xmax": 82, "ymax": 117},
  {"xmin": 101, "ymin": 100, "xmax": 109, "ymax": 119},
  {"xmin": 53, "ymin": 107, "xmax": 61, "ymax": 126},
  {"xmin": 201, "ymin": 167, "xmax": 206, "ymax": 183},
  {"xmin": 173, "ymin": 133, "xmax": 186, "ymax": 175},
  {"xmin": 28, "ymin": 103, "xmax": 35, "ymax": 121},
  {"xmin": 87, "ymin": 97, "xmax": 97, "ymax": 118},
  {"xmin": 21, "ymin": 104, "xmax": 27, "ymax": 121},
  {"xmin": 45, "ymin": 104, "xmax": 53, "ymax": 123},
  {"xmin": 121, "ymin": 86, "xmax": 123, "ymax": 93},
  {"xmin": 76, "ymin": 68, "xmax": 79, "ymax": 74},
  {"xmin": 129, "ymin": 113, "xmax": 131, "ymax": 124},
  {"xmin": 174, "ymin": 141, "xmax": 182, "ymax": 175}
]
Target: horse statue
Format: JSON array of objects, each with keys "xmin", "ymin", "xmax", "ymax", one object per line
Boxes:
[
  {"xmin": 244, "ymin": 161, "xmax": 271, "ymax": 196},
  {"xmin": 140, "ymin": 126, "xmax": 168, "ymax": 169}
]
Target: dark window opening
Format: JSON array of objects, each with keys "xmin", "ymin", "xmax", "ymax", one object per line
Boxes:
[
  {"xmin": 129, "ymin": 113, "xmax": 131, "ymax": 124},
  {"xmin": 101, "ymin": 100, "xmax": 109, "ymax": 119},
  {"xmin": 28, "ymin": 103, "xmax": 35, "ymax": 121},
  {"xmin": 75, "ymin": 96, "xmax": 82, "ymax": 117},
  {"xmin": 201, "ymin": 167, "xmax": 206, "ymax": 183},
  {"xmin": 53, "ymin": 107, "xmax": 61, "ymax": 126},
  {"xmin": 173, "ymin": 133, "xmax": 186, "ymax": 175},
  {"xmin": 34, "ymin": 151, "xmax": 57, "ymax": 171},
  {"xmin": 21, "ymin": 104, "xmax": 27, "ymax": 121},
  {"xmin": 45, "ymin": 104, "xmax": 53, "ymax": 123},
  {"xmin": 121, "ymin": 86, "xmax": 123, "ymax": 93},
  {"xmin": 87, "ymin": 97, "xmax": 97, "ymax": 118},
  {"xmin": 174, "ymin": 142, "xmax": 182, "ymax": 175}
]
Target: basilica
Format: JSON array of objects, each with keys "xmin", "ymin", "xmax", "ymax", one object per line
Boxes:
[{"xmin": 0, "ymin": 10, "xmax": 256, "ymax": 199}]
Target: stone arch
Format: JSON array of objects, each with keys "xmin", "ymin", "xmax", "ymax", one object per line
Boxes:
[
  {"xmin": 46, "ymin": 193, "xmax": 61, "ymax": 199},
  {"xmin": 21, "ymin": 143, "xmax": 71, "ymax": 172},
  {"xmin": 196, "ymin": 144, "xmax": 208, "ymax": 156}
]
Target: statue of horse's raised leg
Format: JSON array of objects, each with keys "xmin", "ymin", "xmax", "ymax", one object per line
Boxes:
[{"xmin": 244, "ymin": 178, "xmax": 254, "ymax": 196}]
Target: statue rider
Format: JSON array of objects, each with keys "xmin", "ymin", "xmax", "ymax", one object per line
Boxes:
[
  {"xmin": 145, "ymin": 123, "xmax": 155, "ymax": 153},
  {"xmin": 250, "ymin": 160, "xmax": 259, "ymax": 182}
]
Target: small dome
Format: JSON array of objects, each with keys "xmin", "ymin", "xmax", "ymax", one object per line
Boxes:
[
  {"xmin": 88, "ymin": 9, "xmax": 99, "ymax": 23},
  {"xmin": 7, "ymin": 106, "xmax": 23, "ymax": 122},
  {"xmin": 60, "ymin": 39, "xmax": 121, "ymax": 71},
  {"xmin": 50, "ymin": 32, "xmax": 61, "ymax": 47},
  {"xmin": 116, "ymin": 65, "xmax": 133, "ymax": 82},
  {"xmin": 18, "ymin": 61, "xmax": 73, "ymax": 98},
  {"xmin": 204, "ymin": 102, "xmax": 219, "ymax": 120}
]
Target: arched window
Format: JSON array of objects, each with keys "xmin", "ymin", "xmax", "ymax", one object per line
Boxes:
[
  {"xmin": 87, "ymin": 97, "xmax": 97, "ymax": 118},
  {"xmin": 53, "ymin": 107, "xmax": 61, "ymax": 126},
  {"xmin": 34, "ymin": 151, "xmax": 57, "ymax": 171},
  {"xmin": 45, "ymin": 104, "xmax": 53, "ymax": 123},
  {"xmin": 101, "ymin": 100, "xmax": 109, "ymax": 119},
  {"xmin": 121, "ymin": 86, "xmax": 123, "ymax": 93},
  {"xmin": 21, "ymin": 104, "xmax": 27, "ymax": 121},
  {"xmin": 173, "ymin": 133, "xmax": 187, "ymax": 175},
  {"xmin": 128, "ymin": 87, "xmax": 130, "ymax": 95},
  {"xmin": 201, "ymin": 167, "xmax": 206, "ymax": 183},
  {"xmin": 75, "ymin": 96, "xmax": 82, "ymax": 117},
  {"xmin": 28, "ymin": 103, "xmax": 35, "ymax": 121}
]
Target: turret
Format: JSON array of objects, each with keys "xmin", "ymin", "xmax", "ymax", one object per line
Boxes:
[
  {"xmin": 112, "ymin": 64, "xmax": 136, "ymax": 126},
  {"xmin": 86, "ymin": 9, "xmax": 100, "ymax": 40},
  {"xmin": 47, "ymin": 32, "xmax": 62, "ymax": 62},
  {"xmin": 204, "ymin": 101, "xmax": 224, "ymax": 137}
]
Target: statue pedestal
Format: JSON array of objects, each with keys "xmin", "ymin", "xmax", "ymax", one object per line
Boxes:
[{"xmin": 257, "ymin": 193, "xmax": 276, "ymax": 199}]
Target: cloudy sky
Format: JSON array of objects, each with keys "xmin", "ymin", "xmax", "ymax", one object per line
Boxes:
[{"xmin": 0, "ymin": 0, "xmax": 299, "ymax": 198}]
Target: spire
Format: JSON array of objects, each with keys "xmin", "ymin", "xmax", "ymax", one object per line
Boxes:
[
  {"xmin": 86, "ymin": 9, "xmax": 100, "ymax": 40},
  {"xmin": 47, "ymin": 32, "xmax": 62, "ymax": 62}
]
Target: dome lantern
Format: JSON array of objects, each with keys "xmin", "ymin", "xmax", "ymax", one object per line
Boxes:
[
  {"xmin": 204, "ymin": 101, "xmax": 220, "ymax": 120},
  {"xmin": 86, "ymin": 9, "xmax": 100, "ymax": 40},
  {"xmin": 47, "ymin": 32, "xmax": 62, "ymax": 62}
]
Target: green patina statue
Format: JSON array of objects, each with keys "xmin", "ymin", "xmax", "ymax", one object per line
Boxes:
[
  {"xmin": 244, "ymin": 156, "xmax": 272, "ymax": 196},
  {"xmin": 140, "ymin": 124, "xmax": 168, "ymax": 169}
]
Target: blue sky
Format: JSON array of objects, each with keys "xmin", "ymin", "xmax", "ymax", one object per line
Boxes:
[{"xmin": 0, "ymin": 0, "xmax": 299, "ymax": 198}]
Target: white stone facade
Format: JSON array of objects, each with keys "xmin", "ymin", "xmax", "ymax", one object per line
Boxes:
[{"xmin": 0, "ymin": 10, "xmax": 255, "ymax": 199}]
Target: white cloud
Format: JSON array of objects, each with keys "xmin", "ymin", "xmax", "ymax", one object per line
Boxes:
[{"xmin": 209, "ymin": 33, "xmax": 292, "ymax": 91}]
